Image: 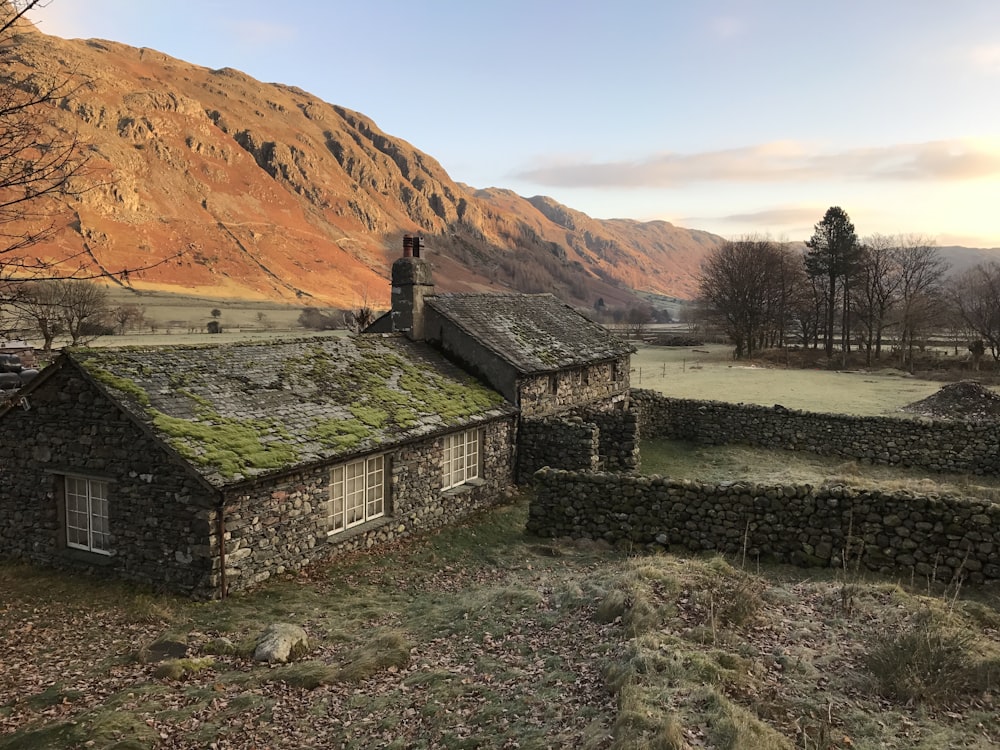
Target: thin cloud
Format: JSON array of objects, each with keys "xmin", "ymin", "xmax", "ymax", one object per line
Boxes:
[
  {"xmin": 515, "ymin": 139, "xmax": 1000, "ymax": 188},
  {"xmin": 713, "ymin": 207, "xmax": 823, "ymax": 226},
  {"xmin": 709, "ymin": 15, "xmax": 744, "ymax": 39},
  {"xmin": 225, "ymin": 20, "xmax": 297, "ymax": 47},
  {"xmin": 970, "ymin": 44, "xmax": 1000, "ymax": 75}
]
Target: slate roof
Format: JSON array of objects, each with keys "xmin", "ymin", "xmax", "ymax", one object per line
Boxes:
[
  {"xmin": 70, "ymin": 335, "xmax": 513, "ymax": 488},
  {"xmin": 426, "ymin": 293, "xmax": 633, "ymax": 374}
]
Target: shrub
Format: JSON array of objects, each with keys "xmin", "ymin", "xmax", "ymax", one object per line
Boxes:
[{"xmin": 865, "ymin": 608, "xmax": 981, "ymax": 705}]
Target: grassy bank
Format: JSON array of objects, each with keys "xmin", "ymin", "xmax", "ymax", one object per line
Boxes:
[{"xmin": 2, "ymin": 496, "xmax": 998, "ymax": 749}]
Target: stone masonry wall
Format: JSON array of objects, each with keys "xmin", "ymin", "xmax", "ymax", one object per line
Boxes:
[
  {"xmin": 0, "ymin": 365, "xmax": 218, "ymax": 595},
  {"xmin": 530, "ymin": 468, "xmax": 1000, "ymax": 583},
  {"xmin": 215, "ymin": 417, "xmax": 516, "ymax": 596},
  {"xmin": 518, "ymin": 356, "xmax": 631, "ymax": 418},
  {"xmin": 583, "ymin": 407, "xmax": 640, "ymax": 472},
  {"xmin": 516, "ymin": 405, "xmax": 640, "ymax": 483},
  {"xmin": 632, "ymin": 390, "xmax": 1000, "ymax": 476},
  {"xmin": 517, "ymin": 417, "xmax": 599, "ymax": 483}
]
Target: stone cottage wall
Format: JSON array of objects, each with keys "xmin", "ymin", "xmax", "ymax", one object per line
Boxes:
[
  {"xmin": 529, "ymin": 468, "xmax": 1000, "ymax": 583},
  {"xmin": 631, "ymin": 390, "xmax": 1000, "ymax": 476},
  {"xmin": 518, "ymin": 356, "xmax": 631, "ymax": 418},
  {"xmin": 0, "ymin": 366, "xmax": 218, "ymax": 595},
  {"xmin": 214, "ymin": 417, "xmax": 516, "ymax": 596}
]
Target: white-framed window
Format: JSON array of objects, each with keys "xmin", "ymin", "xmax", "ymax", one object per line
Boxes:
[
  {"xmin": 329, "ymin": 455, "xmax": 385, "ymax": 534},
  {"xmin": 65, "ymin": 476, "xmax": 110, "ymax": 555},
  {"xmin": 442, "ymin": 429, "xmax": 481, "ymax": 490}
]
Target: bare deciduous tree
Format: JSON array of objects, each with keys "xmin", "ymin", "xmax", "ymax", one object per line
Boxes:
[
  {"xmin": 890, "ymin": 236, "xmax": 948, "ymax": 369},
  {"xmin": 110, "ymin": 303, "xmax": 144, "ymax": 335},
  {"xmin": 854, "ymin": 234, "xmax": 902, "ymax": 365},
  {"xmin": 9, "ymin": 277, "xmax": 63, "ymax": 350},
  {"xmin": 698, "ymin": 236, "xmax": 802, "ymax": 358},
  {"xmin": 0, "ymin": 2, "xmax": 178, "ymax": 322},
  {"xmin": 11, "ymin": 276, "xmax": 110, "ymax": 347},
  {"xmin": 947, "ymin": 261, "xmax": 1000, "ymax": 361},
  {"xmin": 0, "ymin": 1, "xmax": 91, "ymax": 279},
  {"xmin": 58, "ymin": 278, "xmax": 109, "ymax": 345}
]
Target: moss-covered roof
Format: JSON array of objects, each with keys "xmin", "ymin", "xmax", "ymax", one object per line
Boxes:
[
  {"xmin": 427, "ymin": 293, "xmax": 634, "ymax": 374},
  {"xmin": 71, "ymin": 335, "xmax": 513, "ymax": 487}
]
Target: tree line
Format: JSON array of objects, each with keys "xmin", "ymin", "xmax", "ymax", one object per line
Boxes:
[
  {"xmin": 4, "ymin": 278, "xmax": 144, "ymax": 349},
  {"xmin": 697, "ymin": 206, "xmax": 999, "ymax": 368}
]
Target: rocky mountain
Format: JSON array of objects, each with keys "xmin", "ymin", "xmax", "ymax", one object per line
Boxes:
[{"xmin": 7, "ymin": 17, "xmax": 724, "ymax": 309}]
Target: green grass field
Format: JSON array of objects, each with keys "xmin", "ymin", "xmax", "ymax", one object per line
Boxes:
[{"xmin": 629, "ymin": 342, "xmax": 968, "ymax": 416}]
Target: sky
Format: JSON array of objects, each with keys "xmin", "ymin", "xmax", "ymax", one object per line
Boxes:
[{"xmin": 26, "ymin": 0, "xmax": 1000, "ymax": 247}]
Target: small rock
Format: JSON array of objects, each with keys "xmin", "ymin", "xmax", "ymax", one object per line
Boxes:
[{"xmin": 253, "ymin": 623, "xmax": 308, "ymax": 663}]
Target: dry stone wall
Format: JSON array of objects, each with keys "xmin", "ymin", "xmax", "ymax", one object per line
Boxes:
[
  {"xmin": 516, "ymin": 405, "xmax": 639, "ymax": 482},
  {"xmin": 632, "ymin": 390, "xmax": 1000, "ymax": 476},
  {"xmin": 530, "ymin": 468, "xmax": 1000, "ymax": 583},
  {"xmin": 517, "ymin": 417, "xmax": 598, "ymax": 483},
  {"xmin": 584, "ymin": 407, "xmax": 640, "ymax": 473}
]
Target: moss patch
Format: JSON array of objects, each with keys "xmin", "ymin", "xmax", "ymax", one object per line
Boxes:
[
  {"xmin": 80, "ymin": 361, "xmax": 151, "ymax": 407},
  {"xmin": 153, "ymin": 411, "xmax": 298, "ymax": 477}
]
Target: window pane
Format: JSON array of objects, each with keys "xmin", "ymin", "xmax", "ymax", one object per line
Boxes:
[
  {"xmin": 65, "ymin": 476, "xmax": 110, "ymax": 554},
  {"xmin": 467, "ymin": 431, "xmax": 480, "ymax": 480},
  {"xmin": 345, "ymin": 458, "xmax": 366, "ymax": 527},
  {"xmin": 366, "ymin": 457, "xmax": 384, "ymax": 518},
  {"xmin": 329, "ymin": 466, "xmax": 345, "ymax": 531}
]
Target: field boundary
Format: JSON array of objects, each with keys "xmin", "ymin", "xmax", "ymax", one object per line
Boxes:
[
  {"xmin": 529, "ymin": 467, "xmax": 1000, "ymax": 583},
  {"xmin": 632, "ymin": 389, "xmax": 1000, "ymax": 477}
]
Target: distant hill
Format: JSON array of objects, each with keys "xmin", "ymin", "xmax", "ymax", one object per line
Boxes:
[
  {"xmin": 936, "ymin": 246, "xmax": 1000, "ymax": 276},
  {"xmin": 6, "ymin": 19, "xmax": 726, "ymax": 309}
]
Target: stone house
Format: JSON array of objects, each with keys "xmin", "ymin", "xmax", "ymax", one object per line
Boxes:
[
  {"xmin": 368, "ymin": 236, "xmax": 638, "ymax": 479},
  {"xmin": 0, "ymin": 336, "xmax": 516, "ymax": 598},
  {"xmin": 0, "ymin": 238, "xmax": 637, "ymax": 597},
  {"xmin": 368, "ymin": 236, "xmax": 634, "ymax": 418}
]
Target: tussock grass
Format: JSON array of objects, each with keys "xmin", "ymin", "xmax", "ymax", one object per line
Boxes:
[
  {"xmin": 865, "ymin": 607, "xmax": 995, "ymax": 706},
  {"xmin": 334, "ymin": 628, "xmax": 412, "ymax": 683},
  {"xmin": 694, "ymin": 686, "xmax": 794, "ymax": 750},
  {"xmin": 610, "ymin": 683, "xmax": 687, "ymax": 750}
]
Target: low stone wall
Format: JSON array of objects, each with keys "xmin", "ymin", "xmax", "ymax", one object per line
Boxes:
[
  {"xmin": 529, "ymin": 468, "xmax": 1000, "ymax": 583},
  {"xmin": 583, "ymin": 407, "xmax": 640, "ymax": 473},
  {"xmin": 517, "ymin": 417, "xmax": 598, "ymax": 483},
  {"xmin": 631, "ymin": 390, "xmax": 1000, "ymax": 476},
  {"xmin": 516, "ymin": 406, "xmax": 640, "ymax": 482}
]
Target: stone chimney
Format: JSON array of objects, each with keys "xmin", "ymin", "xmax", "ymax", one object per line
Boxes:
[{"xmin": 390, "ymin": 235, "xmax": 434, "ymax": 339}]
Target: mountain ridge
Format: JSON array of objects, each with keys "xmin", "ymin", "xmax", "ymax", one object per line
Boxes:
[{"xmin": 6, "ymin": 22, "xmax": 725, "ymax": 309}]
